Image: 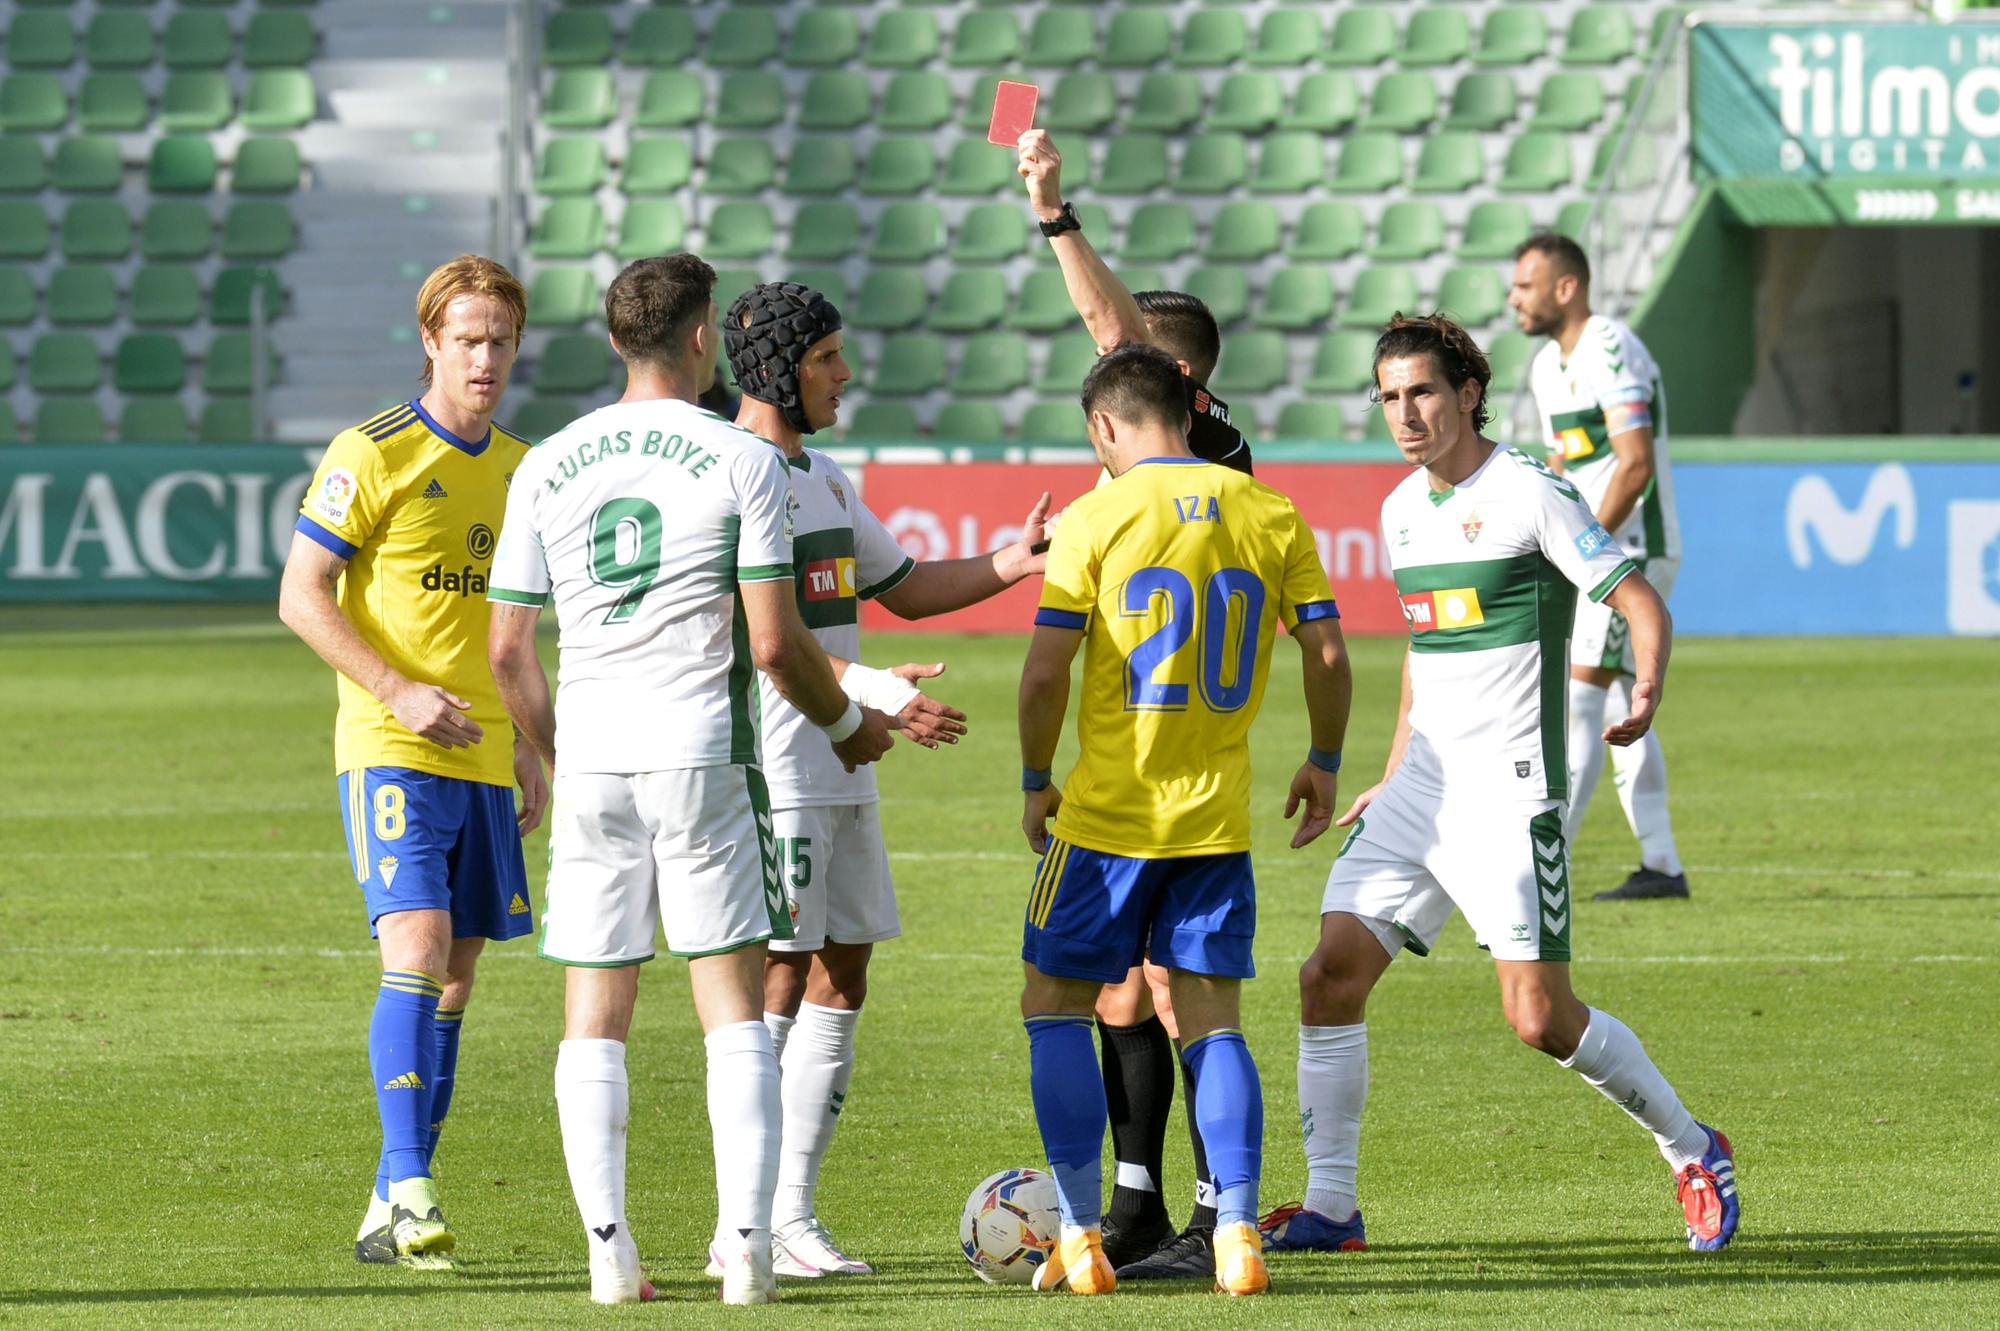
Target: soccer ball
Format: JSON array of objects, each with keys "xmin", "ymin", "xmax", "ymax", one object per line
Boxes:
[{"xmin": 959, "ymin": 1167, "xmax": 1059, "ymax": 1285}]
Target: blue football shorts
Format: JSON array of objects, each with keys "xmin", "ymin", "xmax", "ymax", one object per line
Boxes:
[
  {"xmin": 337, "ymin": 766, "xmax": 532, "ymax": 941},
  {"xmin": 1021, "ymin": 838, "xmax": 1256, "ymax": 983}
]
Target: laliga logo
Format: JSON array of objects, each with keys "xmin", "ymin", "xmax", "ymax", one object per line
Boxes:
[
  {"xmin": 882, "ymin": 506, "xmax": 1027, "ymax": 561},
  {"xmin": 1784, "ymin": 464, "xmax": 1915, "ymax": 569}
]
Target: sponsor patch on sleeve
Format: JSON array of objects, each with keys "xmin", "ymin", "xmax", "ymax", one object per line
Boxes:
[
  {"xmin": 1574, "ymin": 522, "xmax": 1613, "ymax": 559},
  {"xmin": 313, "ymin": 468, "xmax": 358, "ymax": 524},
  {"xmin": 1603, "ymin": 400, "xmax": 1653, "ymax": 435}
]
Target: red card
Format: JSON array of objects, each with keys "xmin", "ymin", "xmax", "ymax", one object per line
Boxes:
[{"xmin": 987, "ymin": 80, "xmax": 1039, "ymax": 147}]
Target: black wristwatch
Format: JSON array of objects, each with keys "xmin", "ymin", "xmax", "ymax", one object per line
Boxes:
[{"xmin": 1038, "ymin": 201, "xmax": 1082, "ymax": 238}]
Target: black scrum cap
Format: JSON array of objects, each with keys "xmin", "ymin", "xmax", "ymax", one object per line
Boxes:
[{"xmin": 723, "ymin": 282, "xmax": 843, "ymax": 434}]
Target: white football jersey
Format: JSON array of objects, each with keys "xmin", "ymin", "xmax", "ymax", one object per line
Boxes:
[
  {"xmin": 1383, "ymin": 445, "xmax": 1637, "ymax": 802},
  {"xmin": 1527, "ymin": 313, "xmax": 1681, "ymax": 562},
  {"xmin": 488, "ymin": 399, "xmax": 796, "ymax": 775},
  {"xmin": 758, "ymin": 446, "xmax": 916, "ymax": 808}
]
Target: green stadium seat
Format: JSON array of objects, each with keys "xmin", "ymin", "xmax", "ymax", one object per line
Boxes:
[
  {"xmin": 1373, "ymin": 199, "xmax": 1446, "ymax": 260},
  {"xmin": 1486, "ymin": 330, "xmax": 1532, "ymax": 392},
  {"xmin": 1591, "ymin": 132, "xmax": 1659, "ymax": 191},
  {"xmin": 31, "ymin": 333, "xmax": 103, "ymax": 393},
  {"xmin": 1364, "ymin": 72, "xmax": 1437, "ymax": 132},
  {"xmin": 1326, "ymin": 9, "xmax": 1396, "ymax": 66},
  {"xmin": 869, "ymin": 333, "xmax": 946, "ymax": 395},
  {"xmin": 0, "ymin": 74, "xmax": 68, "ymax": 131},
  {"xmin": 932, "ymin": 402, "xmax": 1005, "ymax": 441},
  {"xmin": 788, "ymin": 10, "xmax": 861, "ymax": 67},
  {"xmin": 161, "ymin": 72, "xmax": 233, "ymax": 131},
  {"xmin": 866, "ymin": 200, "xmax": 943, "ymax": 263},
  {"xmin": 1017, "ymin": 400, "xmax": 1082, "ymax": 443},
  {"xmin": 1400, "ymin": 8, "xmax": 1471, "ymax": 66},
  {"xmin": 791, "ymin": 141, "xmax": 863, "ymax": 197},
  {"xmin": 243, "ymin": 70, "xmax": 315, "ymax": 129},
  {"xmin": 1247, "ymin": 9, "xmax": 1323, "ymax": 67},
  {"xmin": 116, "ymin": 334, "xmax": 187, "ymax": 393},
  {"xmin": 708, "ymin": 10, "xmax": 778, "ymax": 67},
  {"xmin": 10, "ymin": 12, "xmax": 77, "ymax": 68},
  {"xmin": 1175, "ymin": 11, "xmax": 1246, "ymax": 68},
  {"xmin": 1283, "ymin": 72, "xmax": 1360, "ymax": 133},
  {"xmin": 702, "ymin": 201, "xmax": 775, "ymax": 259},
  {"xmin": 1036, "ymin": 330, "xmax": 1098, "ymax": 395},
  {"xmin": 1205, "ymin": 200, "xmax": 1282, "ymax": 262},
  {"xmin": 1257, "ymin": 266, "xmax": 1334, "ymax": 330},
  {"xmin": 786, "ymin": 200, "xmax": 860, "ymax": 260},
  {"xmin": 1183, "ymin": 267, "xmax": 1248, "ymax": 328},
  {"xmin": 876, "ymin": 72, "xmax": 949, "ymax": 130},
  {"xmin": 1343, "ymin": 265, "xmax": 1420, "ymax": 328},
  {"xmin": 1305, "ymin": 330, "xmax": 1377, "ymax": 393},
  {"xmin": 1025, "ymin": 11, "xmax": 1095, "ymax": 67},
  {"xmin": 1044, "ymin": 73, "xmax": 1118, "ymax": 133},
  {"xmin": 937, "ymin": 138, "xmax": 1014, "ymax": 195},
  {"xmin": 86, "ymin": 12, "xmax": 155, "ymax": 69},
  {"xmin": 843, "ymin": 401, "xmax": 920, "ymax": 441},
  {"xmin": 623, "ymin": 137, "xmax": 692, "ymax": 193},
  {"xmin": 53, "ymin": 136, "xmax": 122, "ymax": 194},
  {"xmin": 0, "ymin": 268, "xmax": 35, "ymax": 323},
  {"xmin": 613, "ymin": 199, "xmax": 685, "ymax": 258},
  {"xmin": 711, "ymin": 267, "xmax": 765, "ymax": 316},
  {"xmin": 1436, "ymin": 265, "xmax": 1506, "ymax": 326},
  {"xmin": 1098, "ymin": 134, "xmax": 1168, "ymax": 195},
  {"xmin": 1445, "ymin": 72, "xmax": 1519, "ymax": 130},
  {"xmin": 1006, "ymin": 271, "xmax": 1076, "ymax": 333},
  {"xmin": 1498, "ymin": 132, "xmax": 1572, "ymax": 192},
  {"xmin": 1212, "ymin": 331, "xmax": 1289, "ymax": 398},
  {"xmin": 1103, "ymin": 11, "xmax": 1172, "ymax": 68},
  {"xmin": 930, "ymin": 271, "xmax": 1008, "ymax": 333},
  {"xmin": 1290, "ymin": 200, "xmax": 1366, "ymax": 260},
  {"xmin": 706, "ymin": 138, "xmax": 775, "ymax": 194},
  {"xmin": 48, "ymin": 265, "xmax": 119, "ymax": 325},
  {"xmin": 1329, "ymin": 132, "xmax": 1403, "ymax": 194},
  {"xmin": 63, "ymin": 200, "xmax": 133, "ymax": 260},
  {"xmin": 545, "ymin": 10, "xmax": 614, "ymax": 67},
  {"xmin": 783, "ymin": 266, "xmax": 848, "ymax": 310},
  {"xmin": 121, "ymin": 396, "xmax": 195, "ymax": 444},
  {"xmin": 210, "ymin": 265, "xmax": 286, "ymax": 325},
  {"xmin": 950, "ymin": 12, "xmax": 1019, "ymax": 66},
  {"xmin": 1251, "ymin": 131, "xmax": 1325, "ymax": 193},
  {"xmin": 865, "ymin": 11, "xmax": 939, "ymax": 67},
  {"xmin": 197, "ymin": 398, "xmax": 258, "ymax": 443},
  {"xmin": 957, "ymin": 72, "xmax": 1009, "ymax": 130},
  {"xmin": 626, "ymin": 10, "xmax": 697, "ymax": 67},
  {"xmin": 1554, "ymin": 201, "xmax": 1596, "ymax": 245},
  {"xmin": 1474, "ymin": 10, "xmax": 1547, "ymax": 66},
  {"xmin": 1562, "ymin": 9, "xmax": 1634, "ymax": 65},
  {"xmin": 245, "ymin": 11, "xmax": 316, "ymax": 68},
  {"xmin": 78, "ymin": 74, "xmax": 146, "ymax": 131},
  {"xmin": 1176, "ymin": 134, "xmax": 1247, "ymax": 194},
  {"xmin": 36, "ymin": 398, "xmax": 109, "ymax": 444},
  {"xmin": 544, "ymin": 70, "xmax": 615, "ymax": 128},
  {"xmin": 529, "ymin": 198, "xmax": 605, "ymax": 258},
  {"xmin": 0, "ymin": 199, "xmax": 52, "ymax": 257},
  {"xmin": 1459, "ymin": 200, "xmax": 1534, "ymax": 259},
  {"xmin": 1531, "ymin": 73, "xmax": 1605, "ymax": 130},
  {"xmin": 858, "ymin": 137, "xmax": 932, "ymax": 195},
  {"xmin": 1117, "ymin": 265, "xmax": 1166, "ymax": 299},
  {"xmin": 536, "ymin": 333, "xmax": 610, "ymax": 394},
  {"xmin": 635, "ymin": 72, "xmax": 704, "ymax": 128},
  {"xmin": 1412, "ymin": 131, "xmax": 1485, "ymax": 193},
  {"xmin": 1208, "ymin": 73, "xmax": 1283, "ymax": 133},
  {"xmin": 1274, "ymin": 401, "xmax": 1347, "ymax": 442},
  {"xmin": 142, "ymin": 200, "xmax": 212, "ymax": 259},
  {"xmin": 851, "ymin": 269, "xmax": 929, "ymax": 331},
  {"xmin": 0, "ymin": 402, "xmax": 18, "ymax": 445},
  {"xmin": 799, "ymin": 71, "xmax": 873, "ymax": 129},
  {"xmin": 509, "ymin": 398, "xmax": 579, "ymax": 445},
  {"xmin": 953, "ymin": 202, "xmax": 1029, "ymax": 262},
  {"xmin": 715, "ymin": 72, "xmax": 783, "ymax": 129},
  {"xmin": 232, "ymin": 137, "xmax": 301, "ymax": 194},
  {"xmin": 534, "ymin": 137, "xmax": 604, "ymax": 195},
  {"xmin": 1122, "ymin": 73, "xmax": 1198, "ymax": 134},
  {"xmin": 164, "ymin": 14, "xmax": 232, "ymax": 69},
  {"xmin": 205, "ymin": 333, "xmax": 279, "ymax": 394}
]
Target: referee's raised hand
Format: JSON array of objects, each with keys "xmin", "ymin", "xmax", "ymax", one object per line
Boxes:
[{"xmin": 1016, "ymin": 129, "xmax": 1065, "ymax": 219}]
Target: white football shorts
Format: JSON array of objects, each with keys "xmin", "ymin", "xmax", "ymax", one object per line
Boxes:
[
  {"xmin": 1319, "ymin": 774, "xmax": 1575, "ymax": 963},
  {"xmin": 1572, "ymin": 555, "xmax": 1677, "ymax": 672},
  {"xmin": 767, "ymin": 801, "xmax": 901, "ymax": 952},
  {"xmin": 540, "ymin": 765, "xmax": 790, "ymax": 965}
]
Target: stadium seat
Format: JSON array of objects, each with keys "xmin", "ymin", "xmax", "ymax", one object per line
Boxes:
[
  {"xmin": 204, "ymin": 333, "xmax": 279, "ymax": 394},
  {"xmin": 702, "ymin": 201, "xmax": 775, "ymax": 260},
  {"xmin": 954, "ymin": 330, "xmax": 1033, "ymax": 395},
  {"xmin": 1103, "ymin": 11, "xmax": 1172, "ymax": 67},
  {"xmin": 1025, "ymin": 10, "xmax": 1095, "ymax": 67},
  {"xmin": 953, "ymin": 203, "xmax": 1028, "ymax": 262},
  {"xmin": 1412, "ymin": 131, "xmax": 1485, "ymax": 193},
  {"xmin": 53, "ymin": 137, "xmax": 122, "ymax": 194},
  {"xmin": 245, "ymin": 11, "xmax": 316, "ymax": 67},
  {"xmin": 1257, "ymin": 266, "xmax": 1334, "ymax": 330},
  {"xmin": 706, "ymin": 138, "xmax": 775, "ymax": 194},
  {"xmin": 1175, "ymin": 11, "xmax": 1246, "ymax": 68},
  {"xmin": 1248, "ymin": 9, "xmax": 1323, "ymax": 67},
  {"xmin": 708, "ymin": 10, "xmax": 779, "ymax": 67},
  {"xmin": 62, "ymin": 200, "xmax": 133, "ymax": 260},
  {"xmin": 634, "ymin": 72, "xmax": 704, "ymax": 127},
  {"xmin": 865, "ymin": 11, "xmax": 939, "ymax": 67},
  {"xmin": 1306, "ymin": 330, "xmax": 1377, "ymax": 393},
  {"xmin": 786, "ymin": 200, "xmax": 861, "ymax": 260},
  {"xmin": 1247, "ymin": 132, "xmax": 1324, "ymax": 194},
  {"xmin": 1591, "ymin": 132, "xmax": 1660, "ymax": 192},
  {"xmin": 786, "ymin": 10, "xmax": 862, "ymax": 66},
  {"xmin": 1459, "ymin": 200, "xmax": 1534, "ymax": 259},
  {"xmin": 0, "ymin": 74, "xmax": 68, "ymax": 131},
  {"xmin": 506, "ymin": 398, "xmax": 576, "ymax": 444},
  {"xmin": 938, "ymin": 139, "xmax": 1013, "ymax": 195},
  {"xmin": 161, "ymin": 72, "xmax": 232, "ymax": 132},
  {"xmin": 31, "ymin": 333, "xmax": 103, "ymax": 393},
  {"xmin": 1118, "ymin": 265, "xmax": 1165, "ymax": 299},
  {"xmin": 232, "ymin": 138, "xmax": 301, "ymax": 194},
  {"xmin": 1098, "ymin": 134, "xmax": 1169, "ymax": 195},
  {"xmin": 1036, "ymin": 330, "xmax": 1098, "ymax": 395},
  {"xmin": 163, "ymin": 11, "xmax": 231, "ymax": 68},
  {"xmin": 211, "ymin": 266, "xmax": 285, "ymax": 326},
  {"xmin": 876, "ymin": 71, "xmax": 950, "ymax": 130},
  {"xmin": 613, "ymin": 199, "xmax": 685, "ymax": 258},
  {"xmin": 1325, "ymin": 9, "xmax": 1396, "ymax": 66},
  {"xmin": 800, "ymin": 71, "xmax": 874, "ymax": 130},
  {"xmin": 950, "ymin": 12, "xmax": 1020, "ymax": 66},
  {"xmin": 852, "ymin": 270, "xmax": 930, "ymax": 331},
  {"xmin": 1474, "ymin": 10, "xmax": 1547, "ymax": 66},
  {"xmin": 76, "ymin": 73, "xmax": 144, "ymax": 131},
  {"xmin": 932, "ymin": 402, "xmax": 1005, "ymax": 441},
  {"xmin": 1207, "ymin": 73, "xmax": 1282, "ymax": 134},
  {"xmin": 1016, "ymin": 400, "xmax": 1083, "ymax": 442},
  {"xmin": 1289, "ymin": 200, "xmax": 1366, "ymax": 260},
  {"xmin": 0, "ymin": 200, "xmax": 52, "ymax": 258},
  {"xmin": 9, "ymin": 11, "xmax": 77, "ymax": 68},
  {"xmin": 1343, "ymin": 266, "xmax": 1420, "ymax": 328},
  {"xmin": 1486, "ymin": 330, "xmax": 1532, "ymax": 392},
  {"xmin": 1329, "ymin": 132, "xmax": 1403, "ymax": 194},
  {"xmin": 957, "ymin": 72, "xmax": 1010, "ymax": 130},
  {"xmin": 243, "ymin": 70, "xmax": 315, "ymax": 129},
  {"xmin": 1044, "ymin": 73, "xmax": 1119, "ymax": 133},
  {"xmin": 1531, "ymin": 74, "xmax": 1605, "ymax": 131},
  {"xmin": 781, "ymin": 138, "xmax": 854, "ymax": 195},
  {"xmin": 715, "ymin": 72, "xmax": 784, "ymax": 129},
  {"xmin": 543, "ymin": 70, "xmax": 615, "ymax": 128},
  {"xmin": 120, "ymin": 396, "xmax": 194, "ymax": 444},
  {"xmin": 534, "ymin": 137, "xmax": 606, "ymax": 196},
  {"xmin": 529, "ymin": 198, "xmax": 605, "ymax": 258},
  {"xmin": 0, "ymin": 268, "xmax": 35, "ymax": 323},
  {"xmin": 1212, "ymin": 330, "xmax": 1289, "ymax": 397},
  {"xmin": 1204, "ymin": 200, "xmax": 1282, "ymax": 262},
  {"xmin": 116, "ymin": 334, "xmax": 187, "ymax": 393},
  {"xmin": 1364, "ymin": 73, "xmax": 1438, "ymax": 132},
  {"xmin": 1445, "ymin": 72, "xmax": 1519, "ymax": 131},
  {"xmin": 1185, "ymin": 267, "xmax": 1249, "ymax": 328},
  {"xmin": 843, "ymin": 401, "xmax": 920, "ymax": 441},
  {"xmin": 142, "ymin": 200, "xmax": 212, "ymax": 259},
  {"xmin": 1436, "ymin": 266, "xmax": 1507, "ymax": 327},
  {"xmin": 1127, "ymin": 73, "xmax": 1203, "ymax": 133},
  {"xmin": 48, "ymin": 265, "xmax": 119, "ymax": 325},
  {"xmin": 1400, "ymin": 8, "xmax": 1471, "ymax": 66},
  {"xmin": 536, "ymin": 334, "xmax": 610, "ymax": 393},
  {"xmin": 1563, "ymin": 9, "xmax": 1635, "ymax": 65},
  {"xmin": 1373, "ymin": 200, "xmax": 1446, "ymax": 260},
  {"xmin": 1176, "ymin": 134, "xmax": 1248, "ymax": 194},
  {"xmin": 545, "ymin": 10, "xmax": 613, "ymax": 66},
  {"xmin": 1282, "ymin": 72, "xmax": 1359, "ymax": 133},
  {"xmin": 626, "ymin": 10, "xmax": 697, "ymax": 67},
  {"xmin": 859, "ymin": 138, "xmax": 932, "ymax": 195},
  {"xmin": 869, "ymin": 333, "xmax": 946, "ymax": 395},
  {"xmin": 930, "ymin": 271, "xmax": 1008, "ymax": 332},
  {"xmin": 36, "ymin": 398, "xmax": 109, "ymax": 444},
  {"xmin": 870, "ymin": 201, "xmax": 947, "ymax": 263},
  {"xmin": 1499, "ymin": 132, "xmax": 1572, "ymax": 192},
  {"xmin": 87, "ymin": 12, "xmax": 155, "ymax": 69},
  {"xmin": 197, "ymin": 398, "xmax": 259, "ymax": 443},
  {"xmin": 1006, "ymin": 271, "xmax": 1076, "ymax": 332},
  {"xmin": 1274, "ymin": 401, "xmax": 1346, "ymax": 441}
]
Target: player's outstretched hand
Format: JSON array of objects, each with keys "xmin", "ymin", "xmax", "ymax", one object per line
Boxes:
[
  {"xmin": 387, "ymin": 679, "xmax": 484, "ymax": 749},
  {"xmin": 887, "ymin": 663, "xmax": 968, "ymax": 748},
  {"xmin": 1023, "ymin": 785, "xmax": 1063, "ymax": 855},
  {"xmin": 1016, "ymin": 129, "xmax": 1064, "ymax": 214},
  {"xmin": 1603, "ymin": 678, "xmax": 1659, "ymax": 746},
  {"xmin": 831, "ymin": 706, "xmax": 895, "ymax": 773},
  {"xmin": 1014, "ymin": 492, "xmax": 1053, "ymax": 577},
  {"xmin": 1285, "ymin": 763, "xmax": 1337, "ymax": 849},
  {"xmin": 513, "ymin": 736, "xmax": 550, "ymax": 836},
  {"xmin": 1334, "ymin": 781, "xmax": 1383, "ymax": 830}
]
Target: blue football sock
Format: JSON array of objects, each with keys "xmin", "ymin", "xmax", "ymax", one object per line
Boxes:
[
  {"xmin": 427, "ymin": 1005, "xmax": 464, "ymax": 1165},
  {"xmin": 370, "ymin": 970, "xmax": 442, "ymax": 1186},
  {"xmin": 1025, "ymin": 1015, "xmax": 1106, "ymax": 1231},
  {"xmin": 1183, "ymin": 1029, "xmax": 1262, "ymax": 1229}
]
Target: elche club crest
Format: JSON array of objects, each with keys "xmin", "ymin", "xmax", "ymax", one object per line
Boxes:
[
  {"xmin": 825, "ymin": 474, "xmax": 847, "ymax": 511},
  {"xmin": 1461, "ymin": 510, "xmax": 1484, "ymax": 543}
]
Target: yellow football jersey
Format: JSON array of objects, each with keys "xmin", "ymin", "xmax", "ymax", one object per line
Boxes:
[
  {"xmin": 1035, "ymin": 457, "xmax": 1340, "ymax": 858},
  {"xmin": 296, "ymin": 399, "xmax": 531, "ymax": 785}
]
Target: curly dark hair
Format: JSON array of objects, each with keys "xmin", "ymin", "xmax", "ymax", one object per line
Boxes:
[{"xmin": 1370, "ymin": 312, "xmax": 1495, "ymax": 432}]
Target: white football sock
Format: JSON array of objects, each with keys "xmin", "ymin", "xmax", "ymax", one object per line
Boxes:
[
  {"xmin": 707, "ymin": 1019, "xmax": 781, "ymax": 1237},
  {"xmin": 1561, "ymin": 1008, "xmax": 1709, "ymax": 1170},
  {"xmin": 555, "ymin": 1039, "xmax": 630, "ymax": 1244},
  {"xmin": 1606, "ymin": 677, "xmax": 1684, "ymax": 875},
  {"xmin": 1565, "ymin": 680, "xmax": 1610, "ymax": 840},
  {"xmin": 773, "ymin": 1001, "xmax": 860, "ymax": 1230},
  {"xmin": 1297, "ymin": 1023, "xmax": 1367, "ymax": 1222},
  {"xmin": 764, "ymin": 1009, "xmax": 796, "ymax": 1063}
]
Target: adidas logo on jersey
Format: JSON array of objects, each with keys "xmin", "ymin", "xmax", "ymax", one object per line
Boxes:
[
  {"xmin": 509, "ymin": 892, "xmax": 529, "ymax": 915},
  {"xmin": 421, "ymin": 479, "xmax": 449, "ymax": 500},
  {"xmin": 382, "ymin": 1071, "xmax": 425, "ymax": 1091}
]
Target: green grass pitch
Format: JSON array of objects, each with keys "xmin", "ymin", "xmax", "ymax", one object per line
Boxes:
[{"xmin": 3, "ymin": 611, "xmax": 1995, "ymax": 1328}]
